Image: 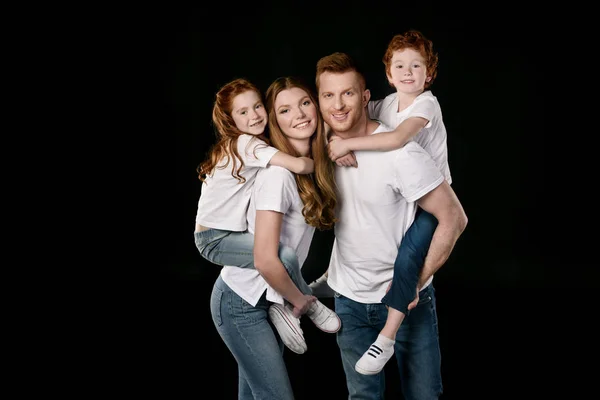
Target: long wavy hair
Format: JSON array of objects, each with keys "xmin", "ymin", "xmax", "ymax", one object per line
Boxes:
[
  {"xmin": 265, "ymin": 77, "xmax": 338, "ymax": 230},
  {"xmin": 197, "ymin": 78, "xmax": 270, "ymax": 184},
  {"xmin": 382, "ymin": 29, "xmax": 439, "ymax": 90}
]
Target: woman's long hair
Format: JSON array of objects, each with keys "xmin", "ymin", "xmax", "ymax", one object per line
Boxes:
[
  {"xmin": 197, "ymin": 78, "xmax": 270, "ymax": 184},
  {"xmin": 265, "ymin": 77, "xmax": 337, "ymax": 230}
]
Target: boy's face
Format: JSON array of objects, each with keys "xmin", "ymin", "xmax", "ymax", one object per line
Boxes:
[{"xmin": 387, "ymin": 48, "xmax": 431, "ymax": 95}]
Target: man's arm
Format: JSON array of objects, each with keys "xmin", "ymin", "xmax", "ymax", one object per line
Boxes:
[
  {"xmin": 327, "ymin": 117, "xmax": 428, "ymax": 160},
  {"xmin": 415, "ymin": 181, "xmax": 468, "ymax": 289}
]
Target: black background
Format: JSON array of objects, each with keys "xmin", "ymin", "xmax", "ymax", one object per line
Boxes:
[{"xmin": 114, "ymin": 2, "xmax": 595, "ymax": 398}]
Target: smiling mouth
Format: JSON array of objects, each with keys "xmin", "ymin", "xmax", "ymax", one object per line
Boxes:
[
  {"xmin": 331, "ymin": 111, "xmax": 349, "ymax": 120},
  {"xmin": 249, "ymin": 120, "xmax": 264, "ymax": 127},
  {"xmin": 294, "ymin": 121, "xmax": 311, "ymax": 129}
]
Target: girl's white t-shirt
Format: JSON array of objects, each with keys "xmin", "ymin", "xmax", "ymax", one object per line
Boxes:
[{"xmin": 195, "ymin": 134, "xmax": 278, "ymax": 232}]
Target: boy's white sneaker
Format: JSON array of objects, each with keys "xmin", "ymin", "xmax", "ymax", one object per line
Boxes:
[
  {"xmin": 306, "ymin": 300, "xmax": 341, "ymax": 333},
  {"xmin": 355, "ymin": 335, "xmax": 395, "ymax": 375},
  {"xmin": 268, "ymin": 303, "xmax": 307, "ymax": 354}
]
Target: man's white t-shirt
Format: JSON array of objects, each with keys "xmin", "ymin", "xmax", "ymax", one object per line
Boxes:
[
  {"xmin": 368, "ymin": 90, "xmax": 452, "ymax": 184},
  {"xmin": 221, "ymin": 166, "xmax": 314, "ymax": 306},
  {"xmin": 327, "ymin": 123, "xmax": 444, "ymax": 304},
  {"xmin": 195, "ymin": 134, "xmax": 279, "ymax": 232}
]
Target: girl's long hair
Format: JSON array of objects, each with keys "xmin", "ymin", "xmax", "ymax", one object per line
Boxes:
[
  {"xmin": 197, "ymin": 78, "xmax": 270, "ymax": 184},
  {"xmin": 265, "ymin": 77, "xmax": 337, "ymax": 230}
]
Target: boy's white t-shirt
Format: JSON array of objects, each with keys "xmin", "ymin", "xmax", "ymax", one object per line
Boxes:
[
  {"xmin": 221, "ymin": 165, "xmax": 315, "ymax": 307},
  {"xmin": 327, "ymin": 123, "xmax": 444, "ymax": 304},
  {"xmin": 368, "ymin": 90, "xmax": 452, "ymax": 184},
  {"xmin": 195, "ymin": 134, "xmax": 279, "ymax": 232}
]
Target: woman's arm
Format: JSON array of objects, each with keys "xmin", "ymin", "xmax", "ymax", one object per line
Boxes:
[
  {"xmin": 327, "ymin": 116, "xmax": 428, "ymax": 160},
  {"xmin": 253, "ymin": 209, "xmax": 314, "ymax": 315},
  {"xmin": 269, "ymin": 151, "xmax": 314, "ymax": 174}
]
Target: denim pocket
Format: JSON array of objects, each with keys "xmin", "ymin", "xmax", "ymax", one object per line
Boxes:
[
  {"xmin": 212, "ymin": 286, "xmax": 224, "ymax": 327},
  {"xmin": 417, "ymin": 294, "xmax": 433, "ymax": 306}
]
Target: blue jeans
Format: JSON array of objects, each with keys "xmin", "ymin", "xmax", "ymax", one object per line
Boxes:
[
  {"xmin": 335, "ymin": 284, "xmax": 443, "ymax": 400},
  {"xmin": 211, "ymin": 275, "xmax": 295, "ymax": 400},
  {"xmin": 381, "ymin": 209, "xmax": 438, "ymax": 314},
  {"xmin": 195, "ymin": 229, "xmax": 312, "ymax": 294}
]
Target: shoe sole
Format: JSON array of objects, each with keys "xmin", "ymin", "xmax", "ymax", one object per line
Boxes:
[
  {"xmin": 268, "ymin": 306, "xmax": 307, "ymax": 354},
  {"xmin": 313, "ymin": 314, "xmax": 341, "ymax": 333},
  {"xmin": 355, "ymin": 363, "xmax": 382, "ymax": 375}
]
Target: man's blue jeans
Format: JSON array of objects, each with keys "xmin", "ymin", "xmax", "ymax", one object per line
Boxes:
[
  {"xmin": 211, "ymin": 275, "xmax": 295, "ymax": 400},
  {"xmin": 335, "ymin": 284, "xmax": 443, "ymax": 400},
  {"xmin": 381, "ymin": 209, "xmax": 438, "ymax": 314},
  {"xmin": 194, "ymin": 229, "xmax": 312, "ymax": 294}
]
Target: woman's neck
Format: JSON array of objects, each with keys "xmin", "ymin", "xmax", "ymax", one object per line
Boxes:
[{"xmin": 289, "ymin": 138, "xmax": 311, "ymax": 157}]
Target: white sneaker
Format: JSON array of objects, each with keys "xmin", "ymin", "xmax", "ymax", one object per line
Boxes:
[
  {"xmin": 268, "ymin": 303, "xmax": 307, "ymax": 354},
  {"xmin": 306, "ymin": 300, "xmax": 341, "ymax": 333},
  {"xmin": 309, "ymin": 272, "xmax": 335, "ymax": 298},
  {"xmin": 354, "ymin": 336, "xmax": 395, "ymax": 375}
]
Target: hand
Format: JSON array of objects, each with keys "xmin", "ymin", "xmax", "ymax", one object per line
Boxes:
[
  {"xmin": 407, "ymin": 288, "xmax": 420, "ymax": 311},
  {"xmin": 335, "ymin": 152, "xmax": 358, "ymax": 168},
  {"xmin": 298, "ymin": 156, "xmax": 315, "ymax": 174},
  {"xmin": 327, "ymin": 136, "xmax": 350, "ymax": 160},
  {"xmin": 292, "ymin": 294, "xmax": 317, "ymax": 317}
]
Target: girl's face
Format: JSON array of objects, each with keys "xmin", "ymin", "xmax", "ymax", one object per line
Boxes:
[
  {"xmin": 231, "ymin": 90, "xmax": 268, "ymax": 135},
  {"xmin": 274, "ymin": 87, "xmax": 318, "ymax": 142},
  {"xmin": 387, "ymin": 48, "xmax": 431, "ymax": 96}
]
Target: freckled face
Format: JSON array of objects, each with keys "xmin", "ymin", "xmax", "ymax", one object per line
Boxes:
[
  {"xmin": 387, "ymin": 48, "xmax": 431, "ymax": 95},
  {"xmin": 231, "ymin": 90, "xmax": 267, "ymax": 135}
]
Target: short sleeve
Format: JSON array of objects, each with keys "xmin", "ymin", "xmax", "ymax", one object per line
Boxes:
[
  {"xmin": 238, "ymin": 135, "xmax": 279, "ymax": 168},
  {"xmin": 253, "ymin": 167, "xmax": 295, "ymax": 214}
]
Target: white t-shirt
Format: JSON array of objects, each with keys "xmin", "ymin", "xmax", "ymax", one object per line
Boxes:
[
  {"xmin": 368, "ymin": 90, "xmax": 452, "ymax": 184},
  {"xmin": 327, "ymin": 123, "xmax": 444, "ymax": 304},
  {"xmin": 221, "ymin": 166, "xmax": 315, "ymax": 307},
  {"xmin": 195, "ymin": 134, "xmax": 279, "ymax": 232}
]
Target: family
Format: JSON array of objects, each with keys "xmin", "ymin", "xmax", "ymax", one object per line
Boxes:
[{"xmin": 193, "ymin": 30, "xmax": 468, "ymax": 400}]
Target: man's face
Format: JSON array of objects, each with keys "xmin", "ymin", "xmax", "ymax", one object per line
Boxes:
[{"xmin": 317, "ymin": 71, "xmax": 368, "ymax": 134}]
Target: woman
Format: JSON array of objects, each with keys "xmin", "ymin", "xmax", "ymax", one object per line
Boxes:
[{"xmin": 209, "ymin": 77, "xmax": 338, "ymax": 399}]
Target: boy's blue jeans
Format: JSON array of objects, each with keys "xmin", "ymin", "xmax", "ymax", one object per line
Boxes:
[
  {"xmin": 194, "ymin": 228, "xmax": 312, "ymax": 294},
  {"xmin": 381, "ymin": 209, "xmax": 438, "ymax": 314}
]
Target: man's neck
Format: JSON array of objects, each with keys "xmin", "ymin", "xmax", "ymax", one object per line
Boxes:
[{"xmin": 331, "ymin": 118, "xmax": 380, "ymax": 140}]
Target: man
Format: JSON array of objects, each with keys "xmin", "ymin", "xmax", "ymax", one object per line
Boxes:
[{"xmin": 316, "ymin": 52, "xmax": 468, "ymax": 399}]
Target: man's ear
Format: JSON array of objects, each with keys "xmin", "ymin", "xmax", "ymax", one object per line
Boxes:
[{"xmin": 363, "ymin": 89, "xmax": 371, "ymax": 106}]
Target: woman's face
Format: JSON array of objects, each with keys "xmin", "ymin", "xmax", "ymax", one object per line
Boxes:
[{"xmin": 273, "ymin": 87, "xmax": 318, "ymax": 141}]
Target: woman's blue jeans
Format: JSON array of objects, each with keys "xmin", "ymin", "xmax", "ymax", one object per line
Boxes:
[{"xmin": 211, "ymin": 275, "xmax": 295, "ymax": 399}]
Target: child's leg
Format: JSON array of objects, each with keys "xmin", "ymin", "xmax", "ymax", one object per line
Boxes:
[
  {"xmin": 194, "ymin": 229, "xmax": 256, "ymax": 268},
  {"xmin": 355, "ymin": 209, "xmax": 438, "ymax": 375},
  {"xmin": 194, "ymin": 229, "xmax": 310, "ymax": 291},
  {"xmin": 381, "ymin": 208, "xmax": 438, "ymax": 314}
]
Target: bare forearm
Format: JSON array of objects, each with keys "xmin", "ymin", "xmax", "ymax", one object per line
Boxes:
[
  {"xmin": 256, "ymin": 258, "xmax": 305, "ymax": 305},
  {"xmin": 345, "ymin": 117, "xmax": 426, "ymax": 152}
]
